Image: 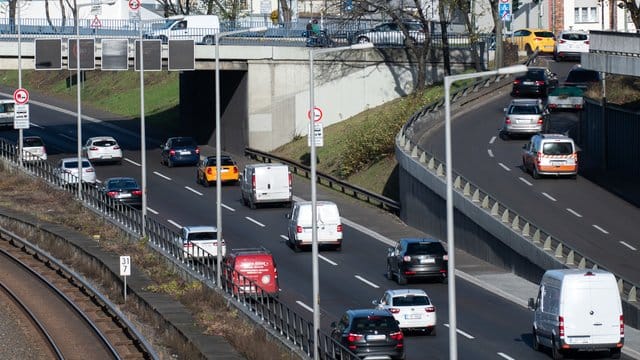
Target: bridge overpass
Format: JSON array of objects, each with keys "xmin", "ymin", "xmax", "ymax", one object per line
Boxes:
[{"xmin": 0, "ymin": 39, "xmax": 477, "ymax": 152}]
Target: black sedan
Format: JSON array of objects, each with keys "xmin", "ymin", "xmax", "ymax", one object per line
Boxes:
[
  {"xmin": 511, "ymin": 66, "xmax": 558, "ymax": 98},
  {"xmin": 386, "ymin": 238, "xmax": 448, "ymax": 284},
  {"xmin": 102, "ymin": 177, "xmax": 142, "ymax": 208},
  {"xmin": 160, "ymin": 136, "xmax": 200, "ymax": 167}
]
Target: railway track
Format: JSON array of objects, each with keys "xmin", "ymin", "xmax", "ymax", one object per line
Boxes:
[{"xmin": 0, "ymin": 230, "xmax": 156, "ymax": 360}]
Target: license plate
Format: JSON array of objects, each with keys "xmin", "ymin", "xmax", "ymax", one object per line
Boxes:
[
  {"xmin": 221, "ymin": 168, "xmax": 229, "ymax": 173},
  {"xmin": 180, "ymin": 151, "xmax": 191, "ymax": 155},
  {"xmin": 120, "ymin": 193, "xmax": 132, "ymax": 198},
  {"xmin": 523, "ymin": 81, "xmax": 534, "ymax": 85},
  {"xmin": 102, "ymin": 155, "xmax": 112, "ymax": 159},
  {"xmin": 569, "ymin": 336, "xmax": 590, "ymax": 344},
  {"xmin": 366, "ymin": 334, "xmax": 386, "ymax": 341},
  {"xmin": 405, "ymin": 314, "xmax": 421, "ymax": 319},
  {"xmin": 551, "ymin": 161, "xmax": 566, "ymax": 166},
  {"xmin": 420, "ymin": 258, "xmax": 435, "ymax": 264}
]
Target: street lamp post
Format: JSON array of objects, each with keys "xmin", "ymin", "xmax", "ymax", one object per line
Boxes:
[
  {"xmin": 308, "ymin": 42, "xmax": 373, "ymax": 360},
  {"xmin": 443, "ymin": 64, "xmax": 527, "ymax": 359},
  {"xmin": 17, "ymin": 1, "xmax": 22, "ymax": 167},
  {"xmin": 214, "ymin": 26, "xmax": 267, "ymax": 287},
  {"xmin": 75, "ymin": 0, "xmax": 116, "ymax": 198}
]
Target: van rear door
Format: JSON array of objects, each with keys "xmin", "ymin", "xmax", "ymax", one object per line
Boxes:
[
  {"xmin": 254, "ymin": 165, "xmax": 290, "ymax": 202},
  {"xmin": 316, "ymin": 203, "xmax": 342, "ymax": 243}
]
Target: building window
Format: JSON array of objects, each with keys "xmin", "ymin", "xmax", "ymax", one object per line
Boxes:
[{"xmin": 574, "ymin": 7, "xmax": 598, "ymax": 23}]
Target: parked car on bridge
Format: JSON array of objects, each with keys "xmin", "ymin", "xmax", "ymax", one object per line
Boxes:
[
  {"xmin": 160, "ymin": 136, "xmax": 200, "ymax": 167},
  {"xmin": 372, "ymin": 288, "xmax": 437, "ymax": 335},
  {"xmin": 349, "ymin": 21, "xmax": 425, "ymax": 46},
  {"xmin": 386, "ymin": 238, "xmax": 448, "ymax": 285},
  {"xmin": 330, "ymin": 309, "xmax": 404, "ymax": 360}
]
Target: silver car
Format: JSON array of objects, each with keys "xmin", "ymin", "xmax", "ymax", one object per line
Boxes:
[
  {"xmin": 501, "ymin": 99, "xmax": 549, "ymax": 139},
  {"xmin": 350, "ymin": 22, "xmax": 425, "ymax": 46},
  {"xmin": 55, "ymin": 157, "xmax": 97, "ymax": 185}
]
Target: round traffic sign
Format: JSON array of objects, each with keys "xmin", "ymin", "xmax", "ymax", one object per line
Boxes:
[
  {"xmin": 13, "ymin": 88, "xmax": 29, "ymax": 105},
  {"xmin": 128, "ymin": 0, "xmax": 140, "ymax": 11},
  {"xmin": 307, "ymin": 107, "xmax": 323, "ymax": 122}
]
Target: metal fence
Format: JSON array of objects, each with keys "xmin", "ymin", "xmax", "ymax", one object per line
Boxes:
[{"xmin": 0, "ymin": 139, "xmax": 359, "ymax": 360}]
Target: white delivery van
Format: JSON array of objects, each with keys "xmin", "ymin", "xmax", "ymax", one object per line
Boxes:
[
  {"xmin": 146, "ymin": 15, "xmax": 220, "ymax": 44},
  {"xmin": 240, "ymin": 163, "xmax": 292, "ymax": 209},
  {"xmin": 528, "ymin": 269, "xmax": 624, "ymax": 359},
  {"xmin": 286, "ymin": 201, "xmax": 343, "ymax": 252}
]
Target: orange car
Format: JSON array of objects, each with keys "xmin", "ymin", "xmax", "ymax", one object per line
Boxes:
[
  {"xmin": 508, "ymin": 28, "xmax": 556, "ymax": 55},
  {"xmin": 196, "ymin": 155, "xmax": 239, "ymax": 186}
]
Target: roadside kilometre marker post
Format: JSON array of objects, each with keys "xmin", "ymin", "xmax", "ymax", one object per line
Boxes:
[{"xmin": 120, "ymin": 255, "xmax": 131, "ymax": 302}]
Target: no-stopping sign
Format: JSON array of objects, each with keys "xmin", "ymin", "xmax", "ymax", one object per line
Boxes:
[
  {"xmin": 13, "ymin": 88, "xmax": 29, "ymax": 105},
  {"xmin": 307, "ymin": 107, "xmax": 323, "ymax": 122}
]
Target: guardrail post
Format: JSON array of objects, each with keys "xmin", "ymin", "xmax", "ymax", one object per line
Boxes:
[
  {"xmin": 501, "ymin": 208, "xmax": 509, "ymax": 223},
  {"xmin": 491, "ymin": 202, "xmax": 499, "ymax": 216},
  {"xmin": 404, "ymin": 140, "xmax": 412, "ymax": 152},
  {"xmin": 411, "ymin": 146, "xmax": 419, "ymax": 158},
  {"xmin": 618, "ymin": 278, "xmax": 624, "ymax": 294},
  {"xmin": 436, "ymin": 163, "xmax": 444, "ymax": 177},
  {"xmin": 566, "ymin": 250, "xmax": 574, "ymax": 266},
  {"xmin": 554, "ymin": 243, "xmax": 563, "ymax": 259},
  {"xmin": 472, "ymin": 189, "xmax": 480, "ymax": 202},
  {"xmin": 427, "ymin": 157, "xmax": 435, "ymax": 170},
  {"xmin": 511, "ymin": 215, "xmax": 519, "ymax": 230},
  {"xmin": 419, "ymin": 152, "xmax": 427, "ymax": 163},
  {"xmin": 629, "ymin": 286, "xmax": 637, "ymax": 302},
  {"xmin": 532, "ymin": 229, "xmax": 541, "ymax": 244},
  {"xmin": 522, "ymin": 222, "xmax": 530, "ymax": 237},
  {"xmin": 543, "ymin": 236, "xmax": 552, "ymax": 251},
  {"xmin": 454, "ymin": 176, "xmax": 461, "ymax": 189},
  {"xmin": 399, "ymin": 134, "xmax": 406, "ymax": 147},
  {"xmin": 463, "ymin": 183, "xmax": 471, "ymax": 196},
  {"xmin": 578, "ymin": 258, "xmax": 586, "ymax": 269},
  {"xmin": 482, "ymin": 195, "xmax": 489, "ymax": 209}
]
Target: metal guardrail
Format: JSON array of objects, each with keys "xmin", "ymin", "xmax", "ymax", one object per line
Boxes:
[
  {"xmin": 245, "ymin": 147, "xmax": 400, "ymax": 214},
  {"xmin": 397, "ymin": 57, "xmax": 640, "ymax": 309},
  {"xmin": 0, "ymin": 139, "xmax": 358, "ymax": 360}
]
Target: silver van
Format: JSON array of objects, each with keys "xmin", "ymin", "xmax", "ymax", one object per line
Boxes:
[
  {"xmin": 286, "ymin": 201, "xmax": 343, "ymax": 251},
  {"xmin": 240, "ymin": 163, "xmax": 292, "ymax": 209}
]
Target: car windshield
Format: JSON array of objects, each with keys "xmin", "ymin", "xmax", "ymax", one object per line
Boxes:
[
  {"xmin": 510, "ymin": 105, "xmax": 541, "ymax": 114},
  {"xmin": 352, "ymin": 316, "xmax": 397, "ymax": 332},
  {"xmin": 206, "ymin": 157, "xmax": 235, "ymax": 166},
  {"xmin": 187, "ymin": 231, "xmax": 217, "ymax": 241},
  {"xmin": 107, "ymin": 179, "xmax": 138, "ymax": 190},
  {"xmin": 392, "ymin": 295, "xmax": 430, "ymax": 306},
  {"xmin": 173, "ymin": 139, "xmax": 197, "ymax": 147},
  {"xmin": 562, "ymin": 33, "xmax": 588, "ymax": 41},
  {"xmin": 534, "ymin": 31, "xmax": 554, "ymax": 38},
  {"xmin": 406, "ymin": 242, "xmax": 446, "ymax": 255},
  {"xmin": 566, "ymin": 70, "xmax": 599, "ymax": 83},
  {"xmin": 64, "ymin": 161, "xmax": 91, "ymax": 168},
  {"xmin": 525, "ymin": 70, "xmax": 545, "ymax": 80},
  {"xmin": 24, "ymin": 138, "xmax": 44, "ymax": 147},
  {"xmin": 543, "ymin": 142, "xmax": 573, "ymax": 155}
]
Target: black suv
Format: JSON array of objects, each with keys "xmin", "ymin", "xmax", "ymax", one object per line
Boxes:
[
  {"xmin": 564, "ymin": 65, "xmax": 601, "ymax": 90},
  {"xmin": 386, "ymin": 238, "xmax": 448, "ymax": 285},
  {"xmin": 330, "ymin": 309, "xmax": 404, "ymax": 360}
]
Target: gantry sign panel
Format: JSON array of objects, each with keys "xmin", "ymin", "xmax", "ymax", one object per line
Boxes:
[
  {"xmin": 135, "ymin": 40, "xmax": 162, "ymax": 71},
  {"xmin": 35, "ymin": 39, "xmax": 62, "ymax": 70},
  {"xmin": 168, "ymin": 40, "xmax": 195, "ymax": 71},
  {"xmin": 68, "ymin": 38, "xmax": 96, "ymax": 70},
  {"xmin": 101, "ymin": 39, "xmax": 129, "ymax": 71}
]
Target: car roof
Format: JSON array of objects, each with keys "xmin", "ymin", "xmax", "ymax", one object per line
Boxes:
[
  {"xmin": 295, "ymin": 200, "xmax": 337, "ymax": 206},
  {"xmin": 386, "ymin": 288, "xmax": 428, "ymax": 297},
  {"xmin": 510, "ymin": 98, "xmax": 542, "ymax": 105},
  {"xmin": 183, "ymin": 225, "xmax": 218, "ymax": 232},
  {"xmin": 559, "ymin": 30, "xmax": 588, "ymax": 34},
  {"xmin": 60, "ymin": 157, "xmax": 90, "ymax": 162},
  {"xmin": 347, "ymin": 308, "xmax": 395, "ymax": 317},
  {"xmin": 205, "ymin": 155, "xmax": 233, "ymax": 161},
  {"xmin": 245, "ymin": 162, "xmax": 286, "ymax": 168},
  {"xmin": 399, "ymin": 237, "xmax": 440, "ymax": 244},
  {"xmin": 88, "ymin": 136, "xmax": 117, "ymax": 141},
  {"xmin": 105, "ymin": 177, "xmax": 137, "ymax": 182},
  {"xmin": 228, "ymin": 247, "xmax": 272, "ymax": 256},
  {"xmin": 535, "ymin": 134, "xmax": 574, "ymax": 141}
]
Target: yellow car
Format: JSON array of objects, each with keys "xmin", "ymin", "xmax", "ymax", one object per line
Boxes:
[
  {"xmin": 508, "ymin": 28, "xmax": 556, "ymax": 55},
  {"xmin": 196, "ymin": 155, "xmax": 239, "ymax": 186}
]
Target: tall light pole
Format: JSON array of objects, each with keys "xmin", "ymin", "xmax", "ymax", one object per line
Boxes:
[
  {"xmin": 139, "ymin": 19, "xmax": 147, "ymax": 238},
  {"xmin": 215, "ymin": 26, "xmax": 267, "ymax": 287},
  {"xmin": 75, "ymin": 0, "xmax": 116, "ymax": 198},
  {"xmin": 309, "ymin": 42, "xmax": 373, "ymax": 360},
  {"xmin": 17, "ymin": 0, "xmax": 22, "ymax": 167},
  {"xmin": 443, "ymin": 64, "xmax": 527, "ymax": 359}
]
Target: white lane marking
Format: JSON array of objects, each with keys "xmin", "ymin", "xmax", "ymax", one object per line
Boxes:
[
  {"xmin": 487, "ymin": 149, "xmax": 494, "ymax": 158},
  {"xmin": 30, "ymin": 123, "xmax": 43, "ymax": 129},
  {"xmin": 518, "ymin": 177, "xmax": 532, "ymax": 186},
  {"xmin": 497, "ymin": 352, "xmax": 515, "ymax": 360},
  {"xmin": 620, "ymin": 241, "xmax": 637, "ymax": 251},
  {"xmin": 59, "ymin": 133, "xmax": 75, "ymax": 141},
  {"xmin": 246, "ymin": 216, "xmax": 266, "ymax": 227},
  {"xmin": 280, "ymin": 234, "xmax": 289, "ymax": 240},
  {"xmin": 354, "ymin": 275, "xmax": 379, "ymax": 288},
  {"xmin": 319, "ymin": 255, "xmax": 338, "ymax": 266},
  {"xmin": 167, "ymin": 219, "xmax": 182, "ymax": 229},
  {"xmin": 221, "ymin": 203, "xmax": 235, "ymax": 212},
  {"xmin": 296, "ymin": 301, "xmax": 314, "ymax": 313},
  {"xmin": 593, "ymin": 224, "xmax": 609, "ymax": 234},
  {"xmin": 566, "ymin": 208, "xmax": 583, "ymax": 218},
  {"xmin": 541, "ymin": 192, "xmax": 557, "ymax": 202},
  {"xmin": 153, "ymin": 171, "xmax": 171, "ymax": 181},
  {"xmin": 146, "ymin": 207, "xmax": 159, "ymax": 215},
  {"xmin": 489, "ymin": 136, "xmax": 496, "ymax": 144},
  {"xmin": 124, "ymin": 158, "xmax": 141, "ymax": 166},
  {"xmin": 443, "ymin": 324, "xmax": 475, "ymax": 339},
  {"xmin": 185, "ymin": 186, "xmax": 203, "ymax": 196},
  {"xmin": 498, "ymin": 163, "xmax": 511, "ymax": 171}
]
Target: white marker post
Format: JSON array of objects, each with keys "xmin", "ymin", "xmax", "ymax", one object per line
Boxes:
[{"xmin": 120, "ymin": 255, "xmax": 131, "ymax": 302}]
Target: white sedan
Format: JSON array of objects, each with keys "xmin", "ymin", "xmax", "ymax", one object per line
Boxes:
[
  {"xmin": 83, "ymin": 136, "xmax": 123, "ymax": 164},
  {"xmin": 373, "ymin": 288, "xmax": 436, "ymax": 334}
]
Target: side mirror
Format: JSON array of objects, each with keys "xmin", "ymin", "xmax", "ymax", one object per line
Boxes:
[
  {"xmin": 372, "ymin": 300, "xmax": 379, "ymax": 306},
  {"xmin": 528, "ymin": 298, "xmax": 535, "ymax": 310},
  {"xmin": 503, "ymin": 107, "xmax": 508, "ymax": 113}
]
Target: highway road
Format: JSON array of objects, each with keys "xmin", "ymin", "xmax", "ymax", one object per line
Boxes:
[{"xmin": 0, "ymin": 74, "xmax": 633, "ymax": 360}]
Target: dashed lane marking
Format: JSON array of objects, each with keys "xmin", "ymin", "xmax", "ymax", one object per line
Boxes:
[
  {"xmin": 488, "ymin": 149, "xmax": 494, "ymax": 158},
  {"xmin": 221, "ymin": 203, "xmax": 235, "ymax": 212},
  {"xmin": 147, "ymin": 207, "xmax": 159, "ymax": 215},
  {"xmin": 167, "ymin": 219, "xmax": 182, "ymax": 229},
  {"xmin": 489, "ymin": 136, "xmax": 496, "ymax": 144},
  {"xmin": 593, "ymin": 224, "xmax": 609, "ymax": 234},
  {"xmin": 541, "ymin": 192, "xmax": 557, "ymax": 202},
  {"xmin": 246, "ymin": 216, "xmax": 266, "ymax": 227},
  {"xmin": 124, "ymin": 158, "xmax": 141, "ymax": 166},
  {"xmin": 153, "ymin": 171, "xmax": 171, "ymax": 181},
  {"xmin": 354, "ymin": 275, "xmax": 379, "ymax": 288},
  {"xmin": 319, "ymin": 255, "xmax": 338, "ymax": 266},
  {"xmin": 518, "ymin": 177, "xmax": 532, "ymax": 186},
  {"xmin": 296, "ymin": 301, "xmax": 313, "ymax": 313},
  {"xmin": 185, "ymin": 186, "xmax": 203, "ymax": 196},
  {"xmin": 498, "ymin": 163, "xmax": 511, "ymax": 171},
  {"xmin": 566, "ymin": 208, "xmax": 583, "ymax": 218},
  {"xmin": 443, "ymin": 324, "xmax": 475, "ymax": 339},
  {"xmin": 620, "ymin": 241, "xmax": 637, "ymax": 251}
]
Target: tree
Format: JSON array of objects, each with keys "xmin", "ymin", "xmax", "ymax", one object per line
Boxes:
[{"xmin": 617, "ymin": 0, "xmax": 640, "ymax": 31}]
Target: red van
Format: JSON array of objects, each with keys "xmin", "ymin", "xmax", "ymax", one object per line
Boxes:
[{"xmin": 223, "ymin": 247, "xmax": 279, "ymax": 297}]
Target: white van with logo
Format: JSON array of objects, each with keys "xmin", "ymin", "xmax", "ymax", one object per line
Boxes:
[
  {"xmin": 286, "ymin": 201, "xmax": 343, "ymax": 251},
  {"xmin": 146, "ymin": 15, "xmax": 220, "ymax": 44},
  {"xmin": 522, "ymin": 134, "xmax": 578, "ymax": 179},
  {"xmin": 528, "ymin": 269, "xmax": 624, "ymax": 359},
  {"xmin": 240, "ymin": 163, "xmax": 292, "ymax": 209}
]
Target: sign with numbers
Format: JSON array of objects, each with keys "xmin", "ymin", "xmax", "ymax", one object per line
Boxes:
[{"xmin": 120, "ymin": 255, "xmax": 131, "ymax": 276}]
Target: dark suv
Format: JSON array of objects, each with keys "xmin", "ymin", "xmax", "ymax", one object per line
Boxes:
[
  {"xmin": 386, "ymin": 238, "xmax": 448, "ymax": 285},
  {"xmin": 564, "ymin": 65, "xmax": 601, "ymax": 90},
  {"xmin": 330, "ymin": 309, "xmax": 404, "ymax": 360}
]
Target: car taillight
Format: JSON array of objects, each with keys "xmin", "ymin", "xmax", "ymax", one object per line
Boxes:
[
  {"xmin": 403, "ymin": 255, "xmax": 411, "ymax": 262},
  {"xmin": 195, "ymin": 147, "xmax": 200, "ymax": 154},
  {"xmin": 132, "ymin": 190, "xmax": 142, "ymax": 196},
  {"xmin": 107, "ymin": 191, "xmax": 118, "ymax": 198},
  {"xmin": 585, "ymin": 40, "xmax": 590, "ymax": 45},
  {"xmin": 390, "ymin": 331, "xmax": 403, "ymax": 347},
  {"xmin": 534, "ymin": 37, "xmax": 543, "ymax": 41},
  {"xmin": 86, "ymin": 168, "xmax": 94, "ymax": 173},
  {"xmin": 559, "ymin": 39, "xmax": 566, "ymax": 44},
  {"xmin": 513, "ymin": 79, "xmax": 521, "ymax": 85},
  {"xmin": 534, "ymin": 80, "xmax": 545, "ymax": 85},
  {"xmin": 89, "ymin": 146, "xmax": 98, "ymax": 151},
  {"xmin": 337, "ymin": 224, "xmax": 343, "ymax": 233},
  {"xmin": 261, "ymin": 275, "xmax": 271, "ymax": 284},
  {"xmin": 252, "ymin": 174, "xmax": 256, "ymax": 188},
  {"xmin": 296, "ymin": 226, "xmax": 303, "ymax": 233},
  {"xmin": 169, "ymin": 149, "xmax": 176, "ymax": 156},
  {"xmin": 207, "ymin": 168, "xmax": 213, "ymax": 175},
  {"xmin": 233, "ymin": 166, "xmax": 238, "ymax": 174},
  {"xmin": 388, "ymin": 308, "xmax": 400, "ymax": 314},
  {"xmin": 184, "ymin": 242, "xmax": 193, "ymax": 248},
  {"xmin": 537, "ymin": 117, "xmax": 543, "ymax": 124},
  {"xmin": 505, "ymin": 117, "xmax": 511, "ymax": 124},
  {"xmin": 426, "ymin": 306, "xmax": 436, "ymax": 313},
  {"xmin": 113, "ymin": 145, "xmax": 120, "ymax": 150},
  {"xmin": 347, "ymin": 333, "xmax": 363, "ymax": 349},
  {"xmin": 288, "ymin": 172, "xmax": 292, "ymax": 187},
  {"xmin": 559, "ymin": 316, "xmax": 565, "ymax": 338},
  {"xmin": 443, "ymin": 254, "xmax": 449, "ymax": 261},
  {"xmin": 620, "ymin": 315, "xmax": 625, "ymax": 336}
]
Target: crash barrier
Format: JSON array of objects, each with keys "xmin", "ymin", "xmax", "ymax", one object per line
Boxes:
[{"xmin": 0, "ymin": 139, "xmax": 358, "ymax": 360}]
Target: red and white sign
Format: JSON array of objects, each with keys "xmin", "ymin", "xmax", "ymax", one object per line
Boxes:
[
  {"xmin": 307, "ymin": 107, "xmax": 323, "ymax": 122},
  {"xmin": 13, "ymin": 88, "xmax": 29, "ymax": 105},
  {"xmin": 128, "ymin": 0, "xmax": 140, "ymax": 11},
  {"xmin": 91, "ymin": 15, "xmax": 102, "ymax": 28}
]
